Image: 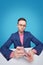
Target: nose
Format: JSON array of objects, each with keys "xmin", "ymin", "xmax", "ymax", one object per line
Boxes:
[{"xmin": 21, "ymin": 26, "xmax": 24, "ymax": 29}]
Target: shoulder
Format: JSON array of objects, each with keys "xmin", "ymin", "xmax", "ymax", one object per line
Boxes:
[
  {"xmin": 24, "ymin": 31, "xmax": 31, "ymax": 34},
  {"xmin": 11, "ymin": 31, "xmax": 18, "ymax": 36},
  {"xmin": 24, "ymin": 31, "xmax": 34, "ymax": 37},
  {"xmin": 9, "ymin": 32, "xmax": 18, "ymax": 39}
]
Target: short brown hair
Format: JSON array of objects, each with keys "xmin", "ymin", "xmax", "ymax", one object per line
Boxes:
[{"xmin": 17, "ymin": 18, "xmax": 27, "ymax": 24}]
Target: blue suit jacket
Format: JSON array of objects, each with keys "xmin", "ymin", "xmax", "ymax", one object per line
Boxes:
[{"xmin": 0, "ymin": 31, "xmax": 43, "ymax": 60}]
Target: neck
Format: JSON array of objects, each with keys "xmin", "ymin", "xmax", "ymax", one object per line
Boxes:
[{"xmin": 19, "ymin": 31, "xmax": 24, "ymax": 35}]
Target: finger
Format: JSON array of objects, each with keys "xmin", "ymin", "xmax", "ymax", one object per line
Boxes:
[
  {"xmin": 17, "ymin": 50, "xmax": 25, "ymax": 54},
  {"xmin": 16, "ymin": 46, "xmax": 24, "ymax": 50},
  {"xmin": 16, "ymin": 53, "xmax": 24, "ymax": 58},
  {"xmin": 24, "ymin": 56, "xmax": 33, "ymax": 62},
  {"xmin": 16, "ymin": 46, "xmax": 21, "ymax": 50}
]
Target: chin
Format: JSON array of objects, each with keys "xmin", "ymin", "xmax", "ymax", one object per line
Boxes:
[{"xmin": 20, "ymin": 31, "xmax": 24, "ymax": 33}]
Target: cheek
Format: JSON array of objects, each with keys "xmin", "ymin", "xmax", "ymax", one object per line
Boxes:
[
  {"xmin": 18, "ymin": 26, "xmax": 21, "ymax": 30},
  {"xmin": 23, "ymin": 27, "xmax": 26, "ymax": 29}
]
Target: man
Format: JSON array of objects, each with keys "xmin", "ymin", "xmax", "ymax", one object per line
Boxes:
[{"xmin": 0, "ymin": 18, "xmax": 43, "ymax": 62}]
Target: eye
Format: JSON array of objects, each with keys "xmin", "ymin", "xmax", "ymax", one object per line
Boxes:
[{"xmin": 19, "ymin": 24, "xmax": 26, "ymax": 27}]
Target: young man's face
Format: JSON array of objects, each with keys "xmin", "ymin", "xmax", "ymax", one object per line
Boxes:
[{"xmin": 17, "ymin": 20, "xmax": 26, "ymax": 33}]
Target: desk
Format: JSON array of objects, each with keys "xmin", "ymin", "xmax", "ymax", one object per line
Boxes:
[{"xmin": 0, "ymin": 48, "xmax": 43, "ymax": 65}]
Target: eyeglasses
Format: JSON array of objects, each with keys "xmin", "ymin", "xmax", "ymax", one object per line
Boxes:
[{"xmin": 18, "ymin": 24, "xmax": 26, "ymax": 27}]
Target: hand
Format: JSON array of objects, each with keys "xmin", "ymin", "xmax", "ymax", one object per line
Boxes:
[
  {"xmin": 24, "ymin": 50, "xmax": 35, "ymax": 62},
  {"xmin": 14, "ymin": 46, "xmax": 25, "ymax": 58}
]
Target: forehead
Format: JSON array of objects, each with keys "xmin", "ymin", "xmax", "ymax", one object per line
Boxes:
[{"xmin": 18, "ymin": 20, "xmax": 26, "ymax": 25}]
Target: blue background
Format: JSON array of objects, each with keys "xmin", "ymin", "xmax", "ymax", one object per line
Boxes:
[{"xmin": 0, "ymin": 0, "xmax": 43, "ymax": 48}]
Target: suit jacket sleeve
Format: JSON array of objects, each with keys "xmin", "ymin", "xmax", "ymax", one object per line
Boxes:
[
  {"xmin": 30, "ymin": 32, "xmax": 43, "ymax": 55},
  {"xmin": 0, "ymin": 34, "xmax": 14, "ymax": 60}
]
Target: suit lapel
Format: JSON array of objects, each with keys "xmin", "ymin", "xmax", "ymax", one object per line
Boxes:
[
  {"xmin": 16, "ymin": 32, "xmax": 22, "ymax": 46},
  {"xmin": 23, "ymin": 31, "xmax": 28, "ymax": 46},
  {"xmin": 23, "ymin": 31, "xmax": 25, "ymax": 45},
  {"xmin": 16, "ymin": 31, "xmax": 28, "ymax": 46}
]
